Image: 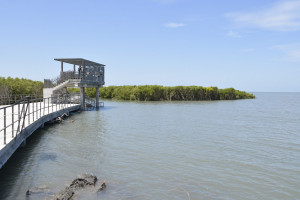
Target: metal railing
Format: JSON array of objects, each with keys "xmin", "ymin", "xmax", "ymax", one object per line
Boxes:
[
  {"xmin": 0, "ymin": 94, "xmax": 80, "ymax": 145},
  {"xmin": 44, "ymin": 71, "xmax": 81, "ymax": 88},
  {"xmin": 67, "ymin": 92, "xmax": 104, "ymax": 108},
  {"xmin": 85, "ymin": 96, "xmax": 104, "ymax": 108},
  {"xmin": 0, "ymin": 94, "xmax": 43, "ymax": 106}
]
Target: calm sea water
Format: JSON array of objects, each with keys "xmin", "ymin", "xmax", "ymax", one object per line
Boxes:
[{"xmin": 0, "ymin": 92, "xmax": 299, "ymax": 200}]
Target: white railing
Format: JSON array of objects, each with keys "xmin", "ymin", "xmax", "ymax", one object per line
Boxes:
[{"xmin": 0, "ymin": 95, "xmax": 80, "ymax": 145}]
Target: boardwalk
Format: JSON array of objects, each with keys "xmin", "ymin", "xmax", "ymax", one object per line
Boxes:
[
  {"xmin": 0, "ymin": 58, "xmax": 105, "ymax": 169},
  {"xmin": 0, "ymin": 97, "xmax": 80, "ymax": 168}
]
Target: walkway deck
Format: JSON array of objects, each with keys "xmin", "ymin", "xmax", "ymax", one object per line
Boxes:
[{"xmin": 0, "ymin": 99, "xmax": 80, "ymax": 168}]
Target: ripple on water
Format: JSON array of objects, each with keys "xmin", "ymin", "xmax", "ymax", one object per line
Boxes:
[{"xmin": 0, "ymin": 93, "xmax": 300, "ymax": 199}]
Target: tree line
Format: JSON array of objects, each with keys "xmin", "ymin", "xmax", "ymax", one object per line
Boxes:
[
  {"xmin": 0, "ymin": 77, "xmax": 255, "ymax": 103},
  {"xmin": 0, "ymin": 77, "xmax": 44, "ymax": 104},
  {"xmin": 80, "ymin": 85, "xmax": 255, "ymax": 101}
]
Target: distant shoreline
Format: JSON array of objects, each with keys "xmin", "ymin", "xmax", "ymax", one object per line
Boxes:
[{"xmin": 69, "ymin": 85, "xmax": 255, "ymax": 101}]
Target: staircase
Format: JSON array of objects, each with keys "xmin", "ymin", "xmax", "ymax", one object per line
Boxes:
[{"xmin": 43, "ymin": 80, "xmax": 71, "ymax": 100}]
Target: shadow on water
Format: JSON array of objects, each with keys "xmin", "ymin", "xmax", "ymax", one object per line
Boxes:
[
  {"xmin": 85, "ymin": 105, "xmax": 117, "ymax": 111},
  {"xmin": 0, "ymin": 122, "xmax": 60, "ymax": 199}
]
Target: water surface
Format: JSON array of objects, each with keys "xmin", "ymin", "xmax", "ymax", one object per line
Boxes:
[{"xmin": 0, "ymin": 93, "xmax": 299, "ymax": 199}]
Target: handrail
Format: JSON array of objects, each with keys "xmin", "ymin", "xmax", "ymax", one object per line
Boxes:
[
  {"xmin": 44, "ymin": 71, "xmax": 81, "ymax": 88},
  {"xmin": 0, "ymin": 94, "xmax": 80, "ymax": 145},
  {"xmin": 0, "ymin": 95, "xmax": 43, "ymax": 106}
]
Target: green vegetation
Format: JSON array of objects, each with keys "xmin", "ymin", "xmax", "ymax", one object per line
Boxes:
[
  {"xmin": 72, "ymin": 85, "xmax": 255, "ymax": 101},
  {"xmin": 0, "ymin": 76, "xmax": 255, "ymax": 102},
  {"xmin": 0, "ymin": 77, "xmax": 44, "ymax": 97}
]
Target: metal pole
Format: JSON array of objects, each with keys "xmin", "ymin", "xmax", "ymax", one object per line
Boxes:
[
  {"xmin": 12, "ymin": 105, "xmax": 14, "ymax": 137},
  {"xmin": 80, "ymin": 87, "xmax": 85, "ymax": 110},
  {"xmin": 28, "ymin": 102, "xmax": 30, "ymax": 124},
  {"xmin": 33, "ymin": 100, "xmax": 35, "ymax": 122},
  {"xmin": 96, "ymin": 86, "xmax": 99, "ymax": 108},
  {"xmin": 4, "ymin": 107, "xmax": 6, "ymax": 144},
  {"xmin": 36, "ymin": 100, "xmax": 38, "ymax": 119},
  {"xmin": 18, "ymin": 103, "xmax": 20, "ymax": 121},
  {"xmin": 73, "ymin": 64, "xmax": 76, "ymax": 78}
]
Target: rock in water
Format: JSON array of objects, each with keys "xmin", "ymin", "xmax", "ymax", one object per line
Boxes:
[
  {"xmin": 56, "ymin": 174, "xmax": 97, "ymax": 200},
  {"xmin": 98, "ymin": 182, "xmax": 106, "ymax": 192}
]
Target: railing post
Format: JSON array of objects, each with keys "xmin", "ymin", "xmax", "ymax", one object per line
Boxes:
[
  {"xmin": 18, "ymin": 103, "xmax": 20, "ymax": 120},
  {"xmin": 40, "ymin": 100, "xmax": 41, "ymax": 117},
  {"xmin": 18, "ymin": 103, "xmax": 20, "ymax": 135},
  {"xmin": 12, "ymin": 105, "xmax": 14, "ymax": 137},
  {"xmin": 28, "ymin": 102, "xmax": 30, "ymax": 124},
  {"xmin": 36, "ymin": 100, "xmax": 38, "ymax": 119},
  {"xmin": 35, "ymin": 100, "xmax": 37, "ymax": 119},
  {"xmin": 4, "ymin": 107, "xmax": 6, "ymax": 144},
  {"xmin": 33, "ymin": 100, "xmax": 35, "ymax": 122}
]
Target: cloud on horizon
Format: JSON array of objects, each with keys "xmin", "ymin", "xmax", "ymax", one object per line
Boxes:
[
  {"xmin": 227, "ymin": 0, "xmax": 300, "ymax": 31},
  {"xmin": 164, "ymin": 22, "xmax": 186, "ymax": 28}
]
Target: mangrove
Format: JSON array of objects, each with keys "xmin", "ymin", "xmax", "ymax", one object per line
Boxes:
[{"xmin": 69, "ymin": 85, "xmax": 255, "ymax": 101}]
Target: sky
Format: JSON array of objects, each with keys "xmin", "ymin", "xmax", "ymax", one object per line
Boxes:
[{"xmin": 0, "ymin": 0, "xmax": 300, "ymax": 92}]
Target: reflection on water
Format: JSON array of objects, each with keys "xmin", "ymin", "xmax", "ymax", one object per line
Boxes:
[{"xmin": 0, "ymin": 93, "xmax": 300, "ymax": 199}]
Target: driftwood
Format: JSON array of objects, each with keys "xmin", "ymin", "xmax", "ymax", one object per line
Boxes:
[
  {"xmin": 26, "ymin": 185, "xmax": 53, "ymax": 196},
  {"xmin": 56, "ymin": 113, "xmax": 69, "ymax": 123}
]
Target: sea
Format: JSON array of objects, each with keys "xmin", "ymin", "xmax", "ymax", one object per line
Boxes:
[{"xmin": 0, "ymin": 92, "xmax": 299, "ymax": 200}]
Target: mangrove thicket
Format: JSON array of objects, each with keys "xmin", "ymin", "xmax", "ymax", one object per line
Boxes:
[{"xmin": 79, "ymin": 85, "xmax": 255, "ymax": 101}]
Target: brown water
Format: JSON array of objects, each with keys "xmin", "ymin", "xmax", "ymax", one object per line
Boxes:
[{"xmin": 0, "ymin": 92, "xmax": 299, "ymax": 199}]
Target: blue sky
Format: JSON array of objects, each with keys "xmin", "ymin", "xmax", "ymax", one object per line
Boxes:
[{"xmin": 0, "ymin": 0, "xmax": 300, "ymax": 92}]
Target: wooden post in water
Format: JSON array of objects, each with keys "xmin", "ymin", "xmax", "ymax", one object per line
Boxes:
[
  {"xmin": 80, "ymin": 87, "xmax": 85, "ymax": 110},
  {"xmin": 96, "ymin": 87, "xmax": 99, "ymax": 108}
]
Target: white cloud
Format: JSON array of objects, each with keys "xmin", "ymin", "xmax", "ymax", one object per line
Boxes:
[
  {"xmin": 274, "ymin": 44, "xmax": 300, "ymax": 61},
  {"xmin": 227, "ymin": 0, "xmax": 300, "ymax": 31},
  {"xmin": 164, "ymin": 22, "xmax": 186, "ymax": 28},
  {"xmin": 227, "ymin": 30, "xmax": 242, "ymax": 38}
]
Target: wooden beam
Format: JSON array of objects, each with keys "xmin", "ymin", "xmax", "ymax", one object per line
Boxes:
[{"xmin": 61, "ymin": 61, "xmax": 63, "ymax": 72}]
